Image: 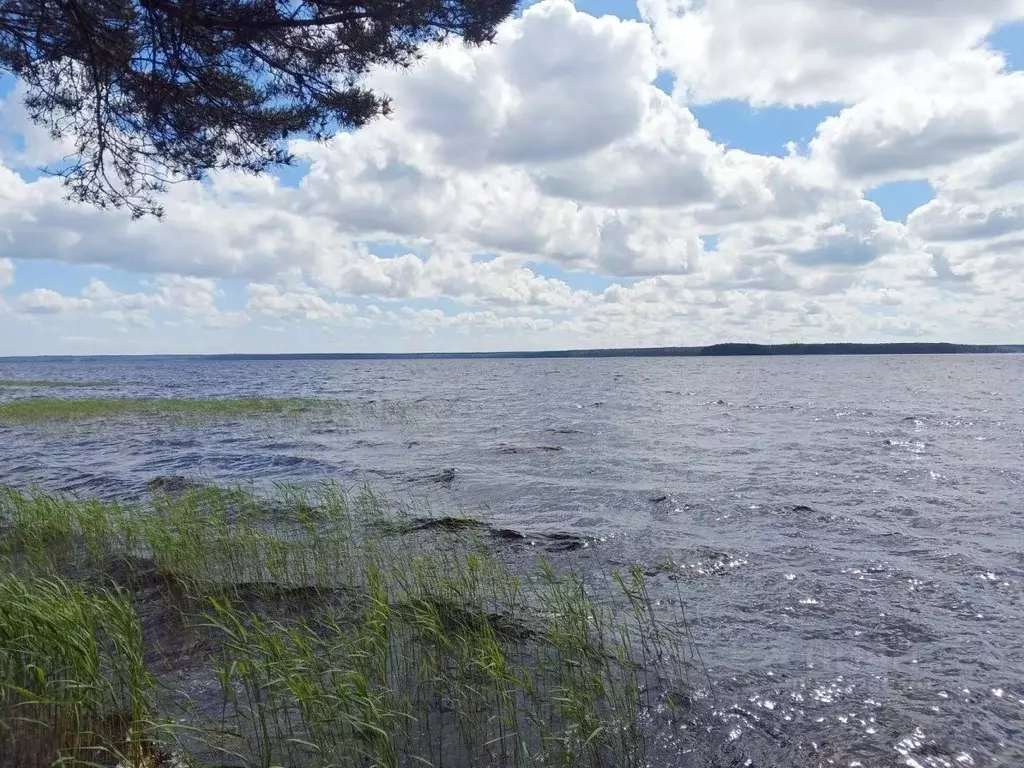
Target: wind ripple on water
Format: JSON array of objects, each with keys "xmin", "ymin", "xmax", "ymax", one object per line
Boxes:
[{"xmin": 1, "ymin": 354, "xmax": 1022, "ymax": 765}]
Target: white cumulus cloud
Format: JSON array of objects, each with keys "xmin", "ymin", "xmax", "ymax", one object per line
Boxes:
[{"xmin": 0, "ymin": 0, "xmax": 1021, "ymax": 353}]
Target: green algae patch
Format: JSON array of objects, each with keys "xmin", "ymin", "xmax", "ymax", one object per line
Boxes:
[
  {"xmin": 0, "ymin": 379, "xmax": 112, "ymax": 388},
  {"xmin": 0, "ymin": 396, "xmax": 329, "ymax": 425}
]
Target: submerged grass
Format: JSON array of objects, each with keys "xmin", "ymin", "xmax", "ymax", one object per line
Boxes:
[
  {"xmin": 0, "ymin": 397, "xmax": 422, "ymax": 427},
  {"xmin": 0, "ymin": 483, "xmax": 698, "ymax": 768},
  {"xmin": 0, "ymin": 380, "xmax": 111, "ymax": 388},
  {"xmin": 0, "ymin": 397, "xmax": 330, "ymax": 425}
]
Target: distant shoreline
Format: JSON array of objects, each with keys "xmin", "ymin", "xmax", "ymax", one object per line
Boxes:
[{"xmin": 2, "ymin": 342, "xmax": 1023, "ymax": 362}]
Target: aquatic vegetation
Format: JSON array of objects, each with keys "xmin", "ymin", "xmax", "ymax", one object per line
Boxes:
[
  {"xmin": 0, "ymin": 397, "xmax": 331, "ymax": 425},
  {"xmin": 0, "ymin": 379, "xmax": 111, "ymax": 388},
  {"xmin": 0, "ymin": 483, "xmax": 699, "ymax": 768},
  {"xmin": 0, "ymin": 396, "xmax": 424, "ymax": 427}
]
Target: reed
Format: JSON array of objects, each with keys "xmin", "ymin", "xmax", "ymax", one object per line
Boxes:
[
  {"xmin": 0, "ymin": 483, "xmax": 695, "ymax": 768},
  {"xmin": 0, "ymin": 575, "xmax": 154, "ymax": 768}
]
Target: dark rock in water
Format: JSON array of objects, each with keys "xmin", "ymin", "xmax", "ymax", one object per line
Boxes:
[
  {"xmin": 545, "ymin": 540, "xmax": 586, "ymax": 552},
  {"xmin": 650, "ymin": 494, "xmax": 669, "ymax": 503},
  {"xmin": 146, "ymin": 475, "xmax": 193, "ymax": 495},
  {"xmin": 401, "ymin": 516, "xmax": 596, "ymax": 554},
  {"xmin": 410, "ymin": 516, "xmax": 485, "ymax": 533},
  {"xmin": 542, "ymin": 532, "xmax": 590, "ymax": 552},
  {"xmin": 415, "ymin": 467, "xmax": 456, "ymax": 484},
  {"xmin": 493, "ymin": 528, "xmax": 528, "ymax": 541},
  {"xmin": 489, "ymin": 527, "xmax": 595, "ymax": 552}
]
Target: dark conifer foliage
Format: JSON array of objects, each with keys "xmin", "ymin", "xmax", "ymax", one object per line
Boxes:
[{"xmin": 0, "ymin": 0, "xmax": 516, "ymax": 216}]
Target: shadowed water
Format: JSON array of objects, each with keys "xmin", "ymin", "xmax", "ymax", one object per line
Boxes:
[{"xmin": 1, "ymin": 355, "xmax": 1022, "ymax": 767}]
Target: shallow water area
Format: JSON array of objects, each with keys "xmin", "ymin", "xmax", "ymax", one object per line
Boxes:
[{"xmin": 1, "ymin": 354, "xmax": 1022, "ymax": 766}]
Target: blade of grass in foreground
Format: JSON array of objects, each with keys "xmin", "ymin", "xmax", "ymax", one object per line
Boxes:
[{"xmin": 0, "ymin": 575, "xmax": 154, "ymax": 768}]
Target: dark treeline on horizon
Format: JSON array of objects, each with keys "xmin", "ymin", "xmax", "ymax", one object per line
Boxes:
[{"xmin": 6, "ymin": 342, "xmax": 1024, "ymax": 363}]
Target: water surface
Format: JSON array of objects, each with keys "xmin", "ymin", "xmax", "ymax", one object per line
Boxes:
[{"xmin": 1, "ymin": 355, "xmax": 1022, "ymax": 767}]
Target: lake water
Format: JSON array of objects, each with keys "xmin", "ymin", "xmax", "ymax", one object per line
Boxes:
[{"xmin": 1, "ymin": 355, "xmax": 1022, "ymax": 767}]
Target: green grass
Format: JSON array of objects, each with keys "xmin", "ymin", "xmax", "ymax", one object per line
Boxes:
[
  {"xmin": 0, "ymin": 397, "xmax": 331, "ymax": 425},
  {"xmin": 0, "ymin": 483, "xmax": 698, "ymax": 768},
  {"xmin": 0, "ymin": 576, "xmax": 154, "ymax": 768}
]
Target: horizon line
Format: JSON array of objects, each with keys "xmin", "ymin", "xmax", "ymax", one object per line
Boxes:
[{"xmin": 2, "ymin": 341, "xmax": 1024, "ymax": 362}]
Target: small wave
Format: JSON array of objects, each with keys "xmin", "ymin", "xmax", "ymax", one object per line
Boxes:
[
  {"xmin": 206, "ymin": 453, "xmax": 339, "ymax": 476},
  {"xmin": 56, "ymin": 471, "xmax": 127, "ymax": 497},
  {"xmin": 497, "ymin": 443, "xmax": 564, "ymax": 455},
  {"xmin": 645, "ymin": 548, "xmax": 748, "ymax": 579},
  {"xmin": 884, "ymin": 437, "xmax": 926, "ymax": 452}
]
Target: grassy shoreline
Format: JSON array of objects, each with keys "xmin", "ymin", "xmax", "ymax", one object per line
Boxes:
[{"xmin": 0, "ymin": 483, "xmax": 697, "ymax": 768}]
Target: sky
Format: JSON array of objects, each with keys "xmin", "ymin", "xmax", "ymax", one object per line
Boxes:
[{"xmin": 1, "ymin": 0, "xmax": 1023, "ymax": 355}]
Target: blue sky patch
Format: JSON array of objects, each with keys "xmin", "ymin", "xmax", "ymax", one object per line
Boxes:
[
  {"xmin": 520, "ymin": 0, "xmax": 641, "ymax": 21},
  {"xmin": 865, "ymin": 180, "xmax": 936, "ymax": 223},
  {"xmin": 987, "ymin": 20, "xmax": 1024, "ymax": 70},
  {"xmin": 526, "ymin": 261, "xmax": 622, "ymax": 292},
  {"xmin": 269, "ymin": 157, "xmax": 313, "ymax": 189},
  {"xmin": 689, "ymin": 100, "xmax": 842, "ymax": 156},
  {"xmin": 213, "ymin": 280, "xmax": 248, "ymax": 311},
  {"xmin": 653, "ymin": 71, "xmax": 675, "ymax": 95},
  {"xmin": 365, "ymin": 241, "xmax": 431, "ymax": 259},
  {"xmin": 10, "ymin": 260, "xmax": 123, "ymax": 295}
]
